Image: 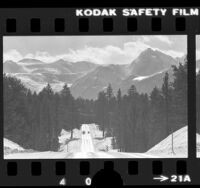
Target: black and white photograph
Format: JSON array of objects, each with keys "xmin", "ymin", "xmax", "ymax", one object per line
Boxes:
[
  {"xmin": 3, "ymin": 35, "xmax": 188, "ymax": 159},
  {"xmin": 196, "ymin": 35, "xmax": 200, "ymax": 158}
]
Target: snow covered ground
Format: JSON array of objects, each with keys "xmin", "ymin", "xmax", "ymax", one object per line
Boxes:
[
  {"xmin": 4, "ymin": 124, "xmax": 199, "ymax": 159},
  {"xmin": 147, "ymin": 126, "xmax": 188, "ymax": 158},
  {"xmin": 4, "ymin": 138, "xmax": 25, "ymax": 155},
  {"xmin": 147, "ymin": 126, "xmax": 200, "ymax": 158}
]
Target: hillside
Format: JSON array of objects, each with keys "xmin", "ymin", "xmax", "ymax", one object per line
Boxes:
[
  {"xmin": 4, "ymin": 59, "xmax": 97, "ymax": 93},
  {"xmin": 71, "ymin": 49, "xmax": 178, "ymax": 99},
  {"xmin": 147, "ymin": 126, "xmax": 188, "ymax": 158},
  {"xmin": 129, "ymin": 48, "xmax": 177, "ymax": 76},
  {"xmin": 4, "ymin": 138, "xmax": 25, "ymax": 155}
]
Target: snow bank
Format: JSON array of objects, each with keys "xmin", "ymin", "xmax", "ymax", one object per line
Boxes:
[
  {"xmin": 4, "ymin": 138, "xmax": 24, "ymax": 151},
  {"xmin": 147, "ymin": 126, "xmax": 188, "ymax": 158},
  {"xmin": 93, "ymin": 137, "xmax": 113, "ymax": 151},
  {"xmin": 4, "ymin": 138, "xmax": 25, "ymax": 155},
  {"xmin": 58, "ymin": 129, "xmax": 70, "ymax": 144},
  {"xmin": 88, "ymin": 123, "xmax": 103, "ymax": 138},
  {"xmin": 59, "ymin": 128, "xmax": 81, "ymax": 143},
  {"xmin": 58, "ymin": 128, "xmax": 81, "ymax": 152}
]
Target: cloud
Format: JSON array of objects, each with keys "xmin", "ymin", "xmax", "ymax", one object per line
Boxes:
[
  {"xmin": 138, "ymin": 36, "xmax": 173, "ymax": 46},
  {"xmin": 3, "ymin": 41, "xmax": 149, "ymax": 65},
  {"xmin": 154, "ymin": 36, "xmax": 173, "ymax": 45},
  {"xmin": 162, "ymin": 50, "xmax": 184, "ymax": 58},
  {"xmin": 139, "ymin": 36, "xmax": 151, "ymax": 43},
  {"xmin": 3, "ymin": 49, "xmax": 23, "ymax": 62},
  {"xmin": 3, "ymin": 37, "xmax": 185, "ymax": 65},
  {"xmin": 65, "ymin": 41, "xmax": 148, "ymax": 64}
]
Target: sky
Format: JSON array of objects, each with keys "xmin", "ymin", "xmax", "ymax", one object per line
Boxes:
[{"xmin": 3, "ymin": 35, "xmax": 187, "ymax": 65}]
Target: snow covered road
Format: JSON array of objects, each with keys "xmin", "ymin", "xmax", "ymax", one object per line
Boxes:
[
  {"xmin": 4, "ymin": 124, "xmax": 161, "ymax": 159},
  {"xmin": 67, "ymin": 124, "xmax": 157, "ymax": 158},
  {"xmin": 80, "ymin": 124, "xmax": 95, "ymax": 152}
]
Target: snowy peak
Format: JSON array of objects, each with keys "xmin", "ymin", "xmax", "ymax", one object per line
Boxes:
[
  {"xmin": 129, "ymin": 48, "xmax": 177, "ymax": 76},
  {"xmin": 3, "ymin": 49, "xmax": 180, "ymax": 99},
  {"xmin": 138, "ymin": 47, "xmax": 156, "ymax": 58}
]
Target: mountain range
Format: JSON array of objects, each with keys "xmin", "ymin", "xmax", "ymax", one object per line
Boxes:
[{"xmin": 3, "ymin": 48, "xmax": 184, "ymax": 99}]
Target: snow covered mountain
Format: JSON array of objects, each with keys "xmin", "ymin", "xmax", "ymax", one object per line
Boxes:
[
  {"xmin": 4, "ymin": 48, "xmax": 179, "ymax": 98},
  {"xmin": 70, "ymin": 49, "xmax": 178, "ymax": 99},
  {"xmin": 4, "ymin": 59, "xmax": 98, "ymax": 93},
  {"xmin": 119, "ymin": 67, "xmax": 174, "ymax": 96},
  {"xmin": 129, "ymin": 48, "xmax": 177, "ymax": 76},
  {"xmin": 71, "ymin": 64, "xmax": 127, "ymax": 99}
]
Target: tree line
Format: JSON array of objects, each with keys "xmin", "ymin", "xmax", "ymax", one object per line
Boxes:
[
  {"xmin": 4, "ymin": 61, "xmax": 188, "ymax": 152},
  {"xmin": 95, "ymin": 62, "xmax": 187, "ymax": 152}
]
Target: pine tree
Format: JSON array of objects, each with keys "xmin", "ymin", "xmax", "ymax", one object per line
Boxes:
[
  {"xmin": 149, "ymin": 87, "xmax": 165, "ymax": 148},
  {"xmin": 112, "ymin": 89, "xmax": 123, "ymax": 151},
  {"xmin": 60, "ymin": 84, "xmax": 79, "ymax": 139},
  {"xmin": 106, "ymin": 84, "xmax": 116, "ymax": 137},
  {"xmin": 162, "ymin": 72, "xmax": 174, "ymax": 154},
  {"xmin": 106, "ymin": 83, "xmax": 114, "ymax": 101},
  {"xmin": 37, "ymin": 83, "xmax": 57, "ymax": 150},
  {"xmin": 95, "ymin": 91, "xmax": 107, "ymax": 138},
  {"xmin": 3, "ymin": 59, "xmax": 188, "ymax": 154},
  {"xmin": 117, "ymin": 89, "xmax": 122, "ymax": 105},
  {"xmin": 171, "ymin": 62, "xmax": 187, "ymax": 128},
  {"xmin": 3, "ymin": 75, "xmax": 29, "ymax": 148},
  {"xmin": 128, "ymin": 85, "xmax": 137, "ymax": 97}
]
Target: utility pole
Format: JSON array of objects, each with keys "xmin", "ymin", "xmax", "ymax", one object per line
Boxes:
[{"xmin": 171, "ymin": 129, "xmax": 175, "ymax": 155}]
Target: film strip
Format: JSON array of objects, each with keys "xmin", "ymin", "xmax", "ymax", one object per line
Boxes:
[{"xmin": 0, "ymin": 5, "xmax": 200, "ymax": 187}]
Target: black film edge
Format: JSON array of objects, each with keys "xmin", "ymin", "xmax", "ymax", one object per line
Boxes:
[{"xmin": 0, "ymin": 6, "xmax": 200, "ymax": 187}]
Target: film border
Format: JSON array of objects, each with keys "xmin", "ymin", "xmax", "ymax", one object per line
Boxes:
[{"xmin": 0, "ymin": 7, "xmax": 199, "ymax": 186}]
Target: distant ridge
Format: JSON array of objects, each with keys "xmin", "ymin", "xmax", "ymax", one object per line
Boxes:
[{"xmin": 3, "ymin": 48, "xmax": 181, "ymax": 99}]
